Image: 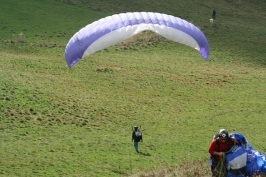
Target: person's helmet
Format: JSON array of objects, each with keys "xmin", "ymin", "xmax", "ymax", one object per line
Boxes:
[
  {"xmin": 134, "ymin": 126, "xmax": 138, "ymax": 129},
  {"xmin": 219, "ymin": 129, "xmax": 229, "ymax": 139}
]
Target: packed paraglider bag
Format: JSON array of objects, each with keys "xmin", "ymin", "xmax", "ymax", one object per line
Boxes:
[{"xmin": 226, "ymin": 145, "xmax": 247, "ymax": 176}]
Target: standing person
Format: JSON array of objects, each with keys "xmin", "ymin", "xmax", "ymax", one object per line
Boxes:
[
  {"xmin": 208, "ymin": 129, "xmax": 238, "ymax": 177},
  {"xmin": 132, "ymin": 126, "xmax": 143, "ymax": 153},
  {"xmin": 212, "ymin": 9, "xmax": 216, "ymax": 19}
]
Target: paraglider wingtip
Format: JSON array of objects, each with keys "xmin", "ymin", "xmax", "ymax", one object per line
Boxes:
[{"xmin": 66, "ymin": 60, "xmax": 76, "ymax": 68}]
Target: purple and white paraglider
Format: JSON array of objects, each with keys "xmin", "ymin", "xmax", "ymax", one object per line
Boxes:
[{"xmin": 65, "ymin": 12, "xmax": 209, "ymax": 68}]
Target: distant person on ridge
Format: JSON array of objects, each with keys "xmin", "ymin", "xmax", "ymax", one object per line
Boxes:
[
  {"xmin": 208, "ymin": 129, "xmax": 238, "ymax": 177},
  {"xmin": 212, "ymin": 9, "xmax": 216, "ymax": 19},
  {"xmin": 132, "ymin": 126, "xmax": 143, "ymax": 153}
]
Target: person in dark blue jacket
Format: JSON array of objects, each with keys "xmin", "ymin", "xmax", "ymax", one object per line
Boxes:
[{"xmin": 132, "ymin": 126, "xmax": 143, "ymax": 153}]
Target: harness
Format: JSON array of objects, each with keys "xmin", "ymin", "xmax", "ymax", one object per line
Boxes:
[{"xmin": 135, "ymin": 130, "xmax": 142, "ymax": 137}]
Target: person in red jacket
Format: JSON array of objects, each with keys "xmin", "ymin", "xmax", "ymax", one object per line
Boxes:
[{"xmin": 208, "ymin": 129, "xmax": 238, "ymax": 176}]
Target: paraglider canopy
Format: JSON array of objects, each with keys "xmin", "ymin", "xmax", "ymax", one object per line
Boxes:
[{"xmin": 65, "ymin": 12, "xmax": 209, "ymax": 68}]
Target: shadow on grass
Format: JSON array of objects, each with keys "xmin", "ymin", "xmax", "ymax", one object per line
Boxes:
[{"xmin": 138, "ymin": 151, "xmax": 151, "ymax": 156}]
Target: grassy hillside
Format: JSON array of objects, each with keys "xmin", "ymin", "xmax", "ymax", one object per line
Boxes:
[{"xmin": 1, "ymin": 0, "xmax": 266, "ymax": 176}]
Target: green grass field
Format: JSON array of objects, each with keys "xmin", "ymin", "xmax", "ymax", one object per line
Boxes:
[{"xmin": 1, "ymin": 0, "xmax": 266, "ymax": 176}]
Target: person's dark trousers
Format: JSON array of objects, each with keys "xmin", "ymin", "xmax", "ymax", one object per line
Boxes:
[
  {"xmin": 211, "ymin": 160, "xmax": 219, "ymax": 177},
  {"xmin": 134, "ymin": 142, "xmax": 139, "ymax": 152}
]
